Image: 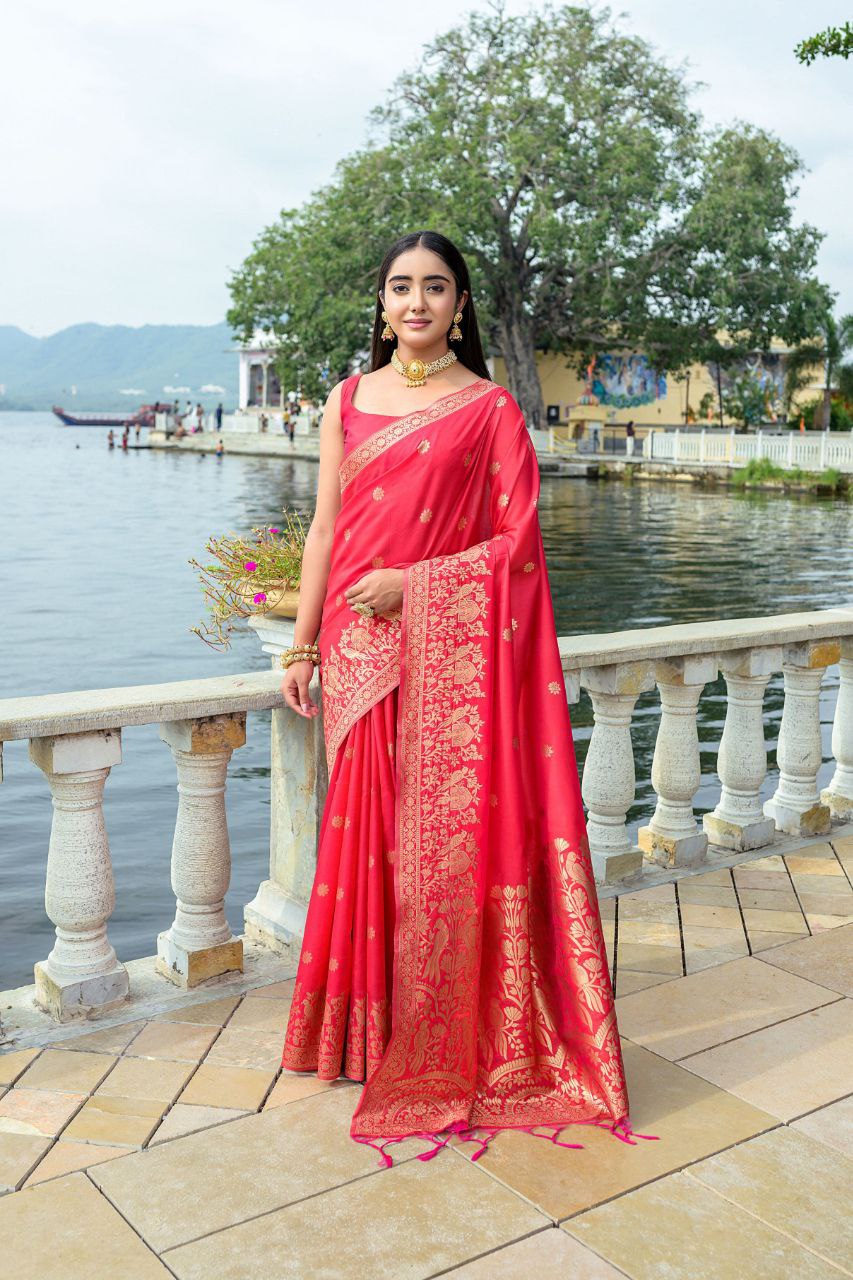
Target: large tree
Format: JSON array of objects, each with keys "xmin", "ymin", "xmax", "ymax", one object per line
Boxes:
[{"xmin": 228, "ymin": 2, "xmax": 832, "ymax": 428}]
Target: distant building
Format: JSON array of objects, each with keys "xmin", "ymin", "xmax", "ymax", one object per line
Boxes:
[{"xmin": 236, "ymin": 332, "xmax": 284, "ymax": 411}]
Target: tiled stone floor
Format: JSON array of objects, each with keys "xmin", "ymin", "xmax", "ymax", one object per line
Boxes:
[{"xmin": 1, "ymin": 834, "xmax": 851, "ymax": 1279}]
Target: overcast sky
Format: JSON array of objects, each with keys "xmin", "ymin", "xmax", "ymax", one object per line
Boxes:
[{"xmin": 2, "ymin": 0, "xmax": 850, "ymax": 336}]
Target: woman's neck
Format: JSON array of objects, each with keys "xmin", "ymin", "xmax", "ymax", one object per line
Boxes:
[{"xmin": 394, "ymin": 337, "xmax": 452, "ymax": 365}]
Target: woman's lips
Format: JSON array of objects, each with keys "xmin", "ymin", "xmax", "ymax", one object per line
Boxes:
[{"xmin": 405, "ymin": 320, "xmax": 430, "ymax": 327}]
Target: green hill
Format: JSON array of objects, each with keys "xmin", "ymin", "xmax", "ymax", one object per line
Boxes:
[{"xmin": 0, "ymin": 322, "xmax": 238, "ymax": 411}]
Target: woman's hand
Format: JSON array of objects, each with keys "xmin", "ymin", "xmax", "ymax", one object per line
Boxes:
[
  {"xmin": 344, "ymin": 568, "xmax": 404, "ymax": 616},
  {"xmin": 281, "ymin": 660, "xmax": 319, "ymax": 718}
]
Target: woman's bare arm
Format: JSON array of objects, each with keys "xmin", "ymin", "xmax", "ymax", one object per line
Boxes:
[{"xmin": 280, "ymin": 382, "xmax": 344, "ymax": 718}]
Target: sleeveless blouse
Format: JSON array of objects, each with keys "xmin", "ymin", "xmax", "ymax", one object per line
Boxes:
[{"xmin": 340, "ymin": 372, "xmax": 396, "ymax": 453}]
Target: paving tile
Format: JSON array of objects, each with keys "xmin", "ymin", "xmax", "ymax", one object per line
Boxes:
[
  {"xmin": 736, "ymin": 855, "xmax": 786, "ymax": 872},
  {"xmin": 449, "ymin": 1040, "xmax": 777, "ymax": 1221},
  {"xmin": 15, "ymin": 1048, "xmax": 116, "ymax": 1094},
  {"xmin": 755, "ymin": 923, "xmax": 852, "ymax": 996},
  {"xmin": 1, "ymin": 1171, "xmax": 171, "ymax": 1279},
  {"xmin": 148, "ymin": 1103, "xmax": 249, "ymax": 1145},
  {"xmin": 245, "ymin": 978, "xmax": 295, "ymax": 999},
  {"xmin": 597, "ymin": 897, "xmax": 616, "ymax": 920},
  {"xmin": 791, "ymin": 1095, "xmax": 853, "ymax": 1160},
  {"xmin": 784, "ymin": 842, "xmax": 836, "ymax": 860},
  {"xmin": 789, "ymin": 872, "xmax": 853, "ymax": 895},
  {"xmin": 45, "ymin": 1019, "xmax": 146, "ymax": 1055},
  {"xmin": 615, "ymin": 942, "xmax": 683, "ymax": 975},
  {"xmin": 0, "ymin": 1132, "xmax": 51, "ymax": 1191},
  {"xmin": 616, "ymin": 900, "xmax": 679, "ymax": 922},
  {"xmin": 682, "ymin": 928, "xmax": 749, "ymax": 974},
  {"xmin": 264, "ymin": 1070, "xmax": 355, "ymax": 1109},
  {"xmin": 806, "ymin": 912, "xmax": 853, "ymax": 932},
  {"xmin": 678, "ymin": 869, "xmax": 734, "ymax": 886},
  {"xmin": 687, "ymin": 1126, "xmax": 853, "ymax": 1272},
  {"xmin": 205, "ymin": 1027, "xmax": 283, "ymax": 1071},
  {"xmin": 163, "ymin": 1147, "xmax": 548, "ymax": 1280},
  {"xmin": 676, "ymin": 885, "xmax": 739, "ymax": 906},
  {"xmin": 678, "ymin": 997, "xmax": 853, "ymax": 1120},
  {"xmin": 614, "ymin": 919, "xmax": 681, "ymax": 945},
  {"xmin": 741, "ymin": 907, "xmax": 808, "ymax": 933},
  {"xmin": 735, "ymin": 888, "xmax": 801, "ymax": 911},
  {"xmin": 153, "ymin": 994, "xmax": 242, "ymax": 1026},
  {"xmin": 564, "ymin": 1169, "xmax": 836, "ymax": 1280},
  {"xmin": 63, "ymin": 1095, "xmax": 167, "ymax": 1147},
  {"xmin": 0, "ymin": 1087, "xmax": 85, "ymax": 1137},
  {"xmin": 0, "ymin": 1048, "xmax": 41, "ymax": 1085},
  {"xmin": 614, "ymin": 956, "xmax": 837, "ymax": 1061},
  {"xmin": 443, "ymin": 1228, "xmax": 625, "ymax": 1278},
  {"xmin": 22, "ymin": 1139, "xmax": 129, "ymax": 1185},
  {"xmin": 94, "ymin": 1056, "xmax": 195, "ymax": 1102},
  {"xmin": 177, "ymin": 1062, "xmax": 275, "ymax": 1109},
  {"xmin": 614, "ymin": 971, "xmax": 676, "ymax": 997},
  {"xmin": 124, "ymin": 1021, "xmax": 220, "ymax": 1062},
  {"xmin": 785, "ymin": 855, "xmax": 844, "ymax": 876},
  {"xmin": 89, "ymin": 1086, "xmax": 435, "ymax": 1253},
  {"xmin": 225, "ymin": 995, "xmax": 291, "ymax": 1032},
  {"xmin": 731, "ymin": 869, "xmax": 792, "ymax": 891},
  {"xmin": 748, "ymin": 929, "xmax": 809, "ymax": 952},
  {"xmin": 619, "ymin": 883, "xmax": 678, "ymax": 901},
  {"xmin": 799, "ymin": 893, "xmax": 853, "ymax": 919},
  {"xmin": 679, "ymin": 903, "xmax": 746, "ymax": 930}
]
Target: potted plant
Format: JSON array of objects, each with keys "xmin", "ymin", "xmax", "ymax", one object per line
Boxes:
[{"xmin": 189, "ymin": 507, "xmax": 307, "ymax": 649}]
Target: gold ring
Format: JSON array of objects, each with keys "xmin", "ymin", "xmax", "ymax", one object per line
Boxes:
[{"xmin": 352, "ymin": 602, "xmax": 375, "ymax": 618}]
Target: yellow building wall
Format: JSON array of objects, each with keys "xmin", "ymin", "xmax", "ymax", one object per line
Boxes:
[{"xmin": 491, "ymin": 340, "xmax": 823, "ymax": 429}]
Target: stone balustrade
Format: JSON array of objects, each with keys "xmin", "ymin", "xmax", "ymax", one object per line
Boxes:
[
  {"xmin": 559, "ymin": 609, "xmax": 853, "ymax": 883},
  {"xmin": 1, "ymin": 608, "xmax": 851, "ymax": 1025}
]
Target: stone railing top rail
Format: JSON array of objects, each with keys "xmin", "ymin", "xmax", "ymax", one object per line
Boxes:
[
  {"xmin": 0, "ymin": 671, "xmax": 283, "ymax": 743},
  {"xmin": 558, "ymin": 608, "xmax": 853, "ymax": 671}
]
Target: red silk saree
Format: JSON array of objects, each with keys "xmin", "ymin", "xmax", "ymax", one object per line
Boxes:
[{"xmin": 281, "ymin": 372, "xmax": 658, "ymax": 1165}]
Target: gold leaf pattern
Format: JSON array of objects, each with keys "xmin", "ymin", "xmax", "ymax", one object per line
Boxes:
[{"xmin": 372, "ymin": 486, "xmax": 385, "ymax": 501}]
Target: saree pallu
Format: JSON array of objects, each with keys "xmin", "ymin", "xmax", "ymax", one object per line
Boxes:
[{"xmin": 282, "ymin": 377, "xmax": 659, "ymax": 1165}]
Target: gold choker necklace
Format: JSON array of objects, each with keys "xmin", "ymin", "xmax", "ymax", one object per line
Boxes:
[{"xmin": 391, "ymin": 347, "xmax": 458, "ymax": 387}]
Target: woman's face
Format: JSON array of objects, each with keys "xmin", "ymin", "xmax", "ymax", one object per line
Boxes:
[{"xmin": 380, "ymin": 245, "xmax": 467, "ymax": 346}]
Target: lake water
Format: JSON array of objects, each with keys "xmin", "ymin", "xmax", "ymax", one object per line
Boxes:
[{"xmin": 2, "ymin": 411, "xmax": 851, "ymax": 987}]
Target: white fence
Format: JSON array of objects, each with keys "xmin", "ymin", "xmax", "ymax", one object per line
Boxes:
[{"xmin": 644, "ymin": 428, "xmax": 853, "ymax": 473}]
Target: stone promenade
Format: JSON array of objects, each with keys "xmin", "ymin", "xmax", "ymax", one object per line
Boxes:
[{"xmin": 1, "ymin": 833, "xmax": 851, "ymax": 1279}]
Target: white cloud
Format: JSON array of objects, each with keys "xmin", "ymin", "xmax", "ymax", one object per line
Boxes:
[{"xmin": 1, "ymin": 0, "xmax": 850, "ymax": 333}]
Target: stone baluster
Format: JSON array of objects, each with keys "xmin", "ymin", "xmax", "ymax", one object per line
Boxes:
[
  {"xmin": 764, "ymin": 639, "xmax": 841, "ymax": 836},
  {"xmin": 29, "ymin": 729, "xmax": 129, "ymax": 1021},
  {"xmin": 244, "ymin": 615, "xmax": 329, "ymax": 949},
  {"xmin": 157, "ymin": 713, "xmax": 246, "ymax": 987},
  {"xmin": 821, "ymin": 636, "xmax": 853, "ymax": 820},
  {"xmin": 579, "ymin": 661, "xmax": 655, "ymax": 884},
  {"xmin": 638, "ymin": 654, "xmax": 718, "ymax": 868},
  {"xmin": 703, "ymin": 646, "xmax": 782, "ymax": 850}
]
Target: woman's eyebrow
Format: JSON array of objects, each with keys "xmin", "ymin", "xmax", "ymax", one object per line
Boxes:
[{"xmin": 387, "ymin": 273, "xmax": 451, "ymax": 283}]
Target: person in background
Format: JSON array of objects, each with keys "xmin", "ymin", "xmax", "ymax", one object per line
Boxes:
[
  {"xmin": 625, "ymin": 419, "xmax": 636, "ymax": 457},
  {"xmin": 215, "ymin": 402, "xmax": 223, "ymax": 431},
  {"xmin": 288, "ymin": 412, "xmax": 295, "ymax": 445},
  {"xmin": 215, "ymin": 438, "xmax": 224, "ymax": 458},
  {"xmin": 185, "ymin": 399, "xmax": 193, "ymax": 422},
  {"xmin": 107, "ymin": 429, "xmax": 115, "ymax": 449},
  {"xmin": 135, "ymin": 423, "xmax": 141, "ymax": 442},
  {"xmin": 121, "ymin": 427, "xmax": 129, "ymax": 451},
  {"xmin": 260, "ymin": 412, "xmax": 268, "ymax": 433},
  {"xmin": 195, "ymin": 402, "xmax": 204, "ymax": 432}
]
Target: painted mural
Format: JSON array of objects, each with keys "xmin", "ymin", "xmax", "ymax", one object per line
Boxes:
[
  {"xmin": 706, "ymin": 353, "xmax": 786, "ymax": 400},
  {"xmin": 592, "ymin": 354, "xmax": 668, "ymax": 407}
]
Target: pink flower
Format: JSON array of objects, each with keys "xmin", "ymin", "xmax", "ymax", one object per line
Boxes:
[
  {"xmin": 244, "ymin": 561, "xmax": 257, "ymax": 572},
  {"xmin": 253, "ymin": 592, "xmax": 267, "ymax": 603},
  {"xmin": 269, "ymin": 526, "xmax": 279, "ymax": 534}
]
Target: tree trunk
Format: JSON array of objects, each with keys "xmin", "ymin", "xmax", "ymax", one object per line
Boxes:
[{"xmin": 497, "ymin": 308, "xmax": 545, "ymax": 431}]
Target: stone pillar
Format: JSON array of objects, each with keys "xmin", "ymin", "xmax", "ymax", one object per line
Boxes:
[
  {"xmin": 29, "ymin": 729, "xmax": 129, "ymax": 1021},
  {"xmin": 579, "ymin": 661, "xmax": 655, "ymax": 885},
  {"xmin": 821, "ymin": 637, "xmax": 853, "ymax": 820},
  {"xmin": 157, "ymin": 713, "xmax": 246, "ymax": 987},
  {"xmin": 244, "ymin": 614, "xmax": 328, "ymax": 950},
  {"xmin": 764, "ymin": 639, "xmax": 840, "ymax": 837},
  {"xmin": 703, "ymin": 646, "xmax": 781, "ymax": 851},
  {"xmin": 638, "ymin": 654, "xmax": 718, "ymax": 869}
]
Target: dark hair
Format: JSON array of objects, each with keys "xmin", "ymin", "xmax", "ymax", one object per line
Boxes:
[{"xmin": 369, "ymin": 230, "xmax": 491, "ymax": 380}]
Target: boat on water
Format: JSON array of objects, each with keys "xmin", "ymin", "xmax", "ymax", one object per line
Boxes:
[{"xmin": 52, "ymin": 402, "xmax": 172, "ymax": 428}]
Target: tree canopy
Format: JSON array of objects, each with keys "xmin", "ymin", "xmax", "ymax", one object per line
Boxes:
[{"xmin": 227, "ymin": 2, "xmax": 834, "ymax": 428}]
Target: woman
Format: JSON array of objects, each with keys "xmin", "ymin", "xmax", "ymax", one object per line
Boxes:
[{"xmin": 280, "ymin": 231, "xmax": 658, "ymax": 1167}]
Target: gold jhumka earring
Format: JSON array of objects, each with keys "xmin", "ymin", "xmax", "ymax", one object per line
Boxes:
[
  {"xmin": 449, "ymin": 310, "xmax": 463, "ymax": 341},
  {"xmin": 380, "ymin": 310, "xmax": 394, "ymax": 341}
]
